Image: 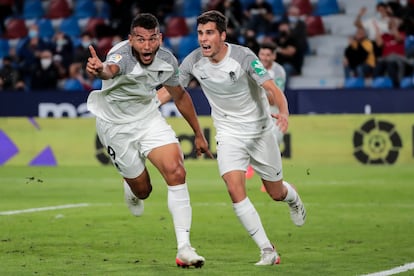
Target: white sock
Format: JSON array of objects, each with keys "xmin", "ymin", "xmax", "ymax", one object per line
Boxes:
[
  {"xmin": 168, "ymin": 183, "xmax": 192, "ymax": 249},
  {"xmin": 233, "ymin": 197, "xmax": 272, "ymax": 250},
  {"xmin": 283, "ymin": 181, "xmax": 298, "ymax": 203}
]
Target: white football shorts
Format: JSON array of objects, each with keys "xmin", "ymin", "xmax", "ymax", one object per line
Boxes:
[
  {"xmin": 216, "ymin": 129, "xmax": 283, "ymax": 181},
  {"xmin": 96, "ymin": 116, "xmax": 179, "ymax": 179}
]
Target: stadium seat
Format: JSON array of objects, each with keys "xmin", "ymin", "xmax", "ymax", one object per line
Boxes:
[
  {"xmin": 400, "ymin": 76, "xmax": 414, "ymax": 88},
  {"xmin": 46, "ymin": 0, "xmax": 72, "ymax": 19},
  {"xmin": 305, "ymin": 15, "xmax": 326, "ymax": 36},
  {"xmin": 37, "ymin": 18, "xmax": 55, "ymax": 40},
  {"xmin": 97, "ymin": 36, "xmax": 114, "ymax": 57},
  {"xmin": 314, "ymin": 0, "xmax": 340, "ymax": 16},
  {"xmin": 92, "ymin": 78, "xmax": 102, "ymax": 90},
  {"xmin": 0, "ymin": 39, "xmax": 10, "ymax": 58},
  {"xmin": 63, "ymin": 79, "xmax": 84, "ymax": 91},
  {"xmin": 176, "ymin": 34, "xmax": 199, "ymax": 62},
  {"xmin": 291, "ymin": 0, "xmax": 313, "ymax": 15},
  {"xmin": 267, "ymin": 0, "xmax": 285, "ymax": 16},
  {"xmin": 73, "ymin": 0, "xmax": 97, "ymax": 19},
  {"xmin": 23, "ymin": 0, "xmax": 45, "ymax": 19},
  {"xmin": 344, "ymin": 77, "xmax": 365, "ymax": 88},
  {"xmin": 371, "ymin": 76, "xmax": 393, "ymax": 88},
  {"xmin": 59, "ymin": 17, "xmax": 81, "ymax": 38},
  {"xmin": 84, "ymin": 18, "xmax": 107, "ymax": 38},
  {"xmin": 182, "ymin": 0, "xmax": 201, "ymax": 17},
  {"xmin": 3, "ymin": 18, "xmax": 28, "ymax": 39},
  {"xmin": 165, "ymin": 16, "xmax": 189, "ymax": 38}
]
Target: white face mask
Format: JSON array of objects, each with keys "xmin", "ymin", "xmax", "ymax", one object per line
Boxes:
[{"xmin": 40, "ymin": 58, "xmax": 52, "ymax": 69}]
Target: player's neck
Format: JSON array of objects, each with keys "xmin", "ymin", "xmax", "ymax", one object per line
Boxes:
[{"xmin": 209, "ymin": 43, "xmax": 228, "ymax": 64}]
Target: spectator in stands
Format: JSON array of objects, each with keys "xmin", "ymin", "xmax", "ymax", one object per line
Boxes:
[
  {"xmin": 29, "ymin": 49, "xmax": 60, "ymax": 91},
  {"xmin": 0, "ymin": 0, "xmax": 14, "ymax": 33},
  {"xmin": 243, "ymin": 29, "xmax": 260, "ymax": 55},
  {"xmin": 16, "ymin": 22, "xmax": 52, "ymax": 84},
  {"xmin": 0, "ymin": 56, "xmax": 25, "ymax": 91},
  {"xmin": 273, "ymin": 21, "xmax": 303, "ymax": 86},
  {"xmin": 52, "ymin": 31, "xmax": 74, "ymax": 70},
  {"xmin": 354, "ymin": 2, "xmax": 392, "ymax": 42},
  {"xmin": 244, "ymin": 0, "xmax": 274, "ymax": 37},
  {"xmin": 343, "ymin": 27, "xmax": 376, "ymax": 79},
  {"xmin": 67, "ymin": 62, "xmax": 92, "ymax": 91},
  {"xmin": 373, "ymin": 17, "xmax": 412, "ymax": 87},
  {"xmin": 73, "ymin": 32, "xmax": 98, "ymax": 67},
  {"xmin": 210, "ymin": 0, "xmax": 244, "ymax": 44},
  {"xmin": 280, "ymin": 4, "xmax": 309, "ymax": 57}
]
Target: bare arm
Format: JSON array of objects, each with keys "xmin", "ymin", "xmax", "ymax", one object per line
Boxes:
[
  {"xmin": 262, "ymin": 79, "xmax": 289, "ymax": 133},
  {"xmin": 354, "ymin": 7, "xmax": 366, "ymax": 28},
  {"xmin": 164, "ymin": 85, "xmax": 214, "ymax": 158},
  {"xmin": 156, "ymin": 86, "xmax": 173, "ymax": 106}
]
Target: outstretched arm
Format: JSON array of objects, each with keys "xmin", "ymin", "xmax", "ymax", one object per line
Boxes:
[{"xmin": 164, "ymin": 85, "xmax": 214, "ymax": 159}]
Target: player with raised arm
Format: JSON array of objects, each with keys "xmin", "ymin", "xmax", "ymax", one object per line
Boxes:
[
  {"xmin": 86, "ymin": 13, "xmax": 213, "ymax": 268},
  {"xmin": 158, "ymin": 10, "xmax": 306, "ymax": 266}
]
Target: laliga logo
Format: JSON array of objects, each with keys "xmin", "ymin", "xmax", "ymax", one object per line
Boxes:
[{"xmin": 353, "ymin": 119, "xmax": 402, "ymax": 164}]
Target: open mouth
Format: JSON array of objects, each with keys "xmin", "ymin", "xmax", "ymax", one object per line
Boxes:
[{"xmin": 141, "ymin": 52, "xmax": 153, "ymax": 62}]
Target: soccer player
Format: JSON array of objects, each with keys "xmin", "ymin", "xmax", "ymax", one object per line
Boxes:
[
  {"xmin": 85, "ymin": 13, "xmax": 213, "ymax": 268},
  {"xmin": 157, "ymin": 10, "xmax": 306, "ymax": 266},
  {"xmin": 246, "ymin": 42, "xmax": 287, "ymax": 184}
]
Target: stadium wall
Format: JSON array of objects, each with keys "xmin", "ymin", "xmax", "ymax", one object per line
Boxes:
[
  {"xmin": 0, "ymin": 88, "xmax": 414, "ymax": 117},
  {"xmin": 0, "ymin": 115, "xmax": 413, "ymax": 166}
]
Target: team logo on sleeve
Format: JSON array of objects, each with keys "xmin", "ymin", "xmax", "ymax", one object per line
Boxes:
[
  {"xmin": 251, "ymin": 60, "xmax": 267, "ymax": 76},
  {"xmin": 108, "ymin": 54, "xmax": 123, "ymax": 63}
]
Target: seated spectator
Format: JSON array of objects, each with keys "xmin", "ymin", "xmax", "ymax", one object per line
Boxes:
[
  {"xmin": 28, "ymin": 49, "xmax": 60, "ymax": 91},
  {"xmin": 273, "ymin": 21, "xmax": 303, "ymax": 84},
  {"xmin": 244, "ymin": 0, "xmax": 274, "ymax": 37},
  {"xmin": 210, "ymin": 0, "xmax": 244, "ymax": 44},
  {"xmin": 16, "ymin": 22, "xmax": 53, "ymax": 84},
  {"xmin": 73, "ymin": 32, "xmax": 99, "ymax": 68},
  {"xmin": 63, "ymin": 62, "xmax": 92, "ymax": 92},
  {"xmin": 343, "ymin": 27, "xmax": 376, "ymax": 79},
  {"xmin": 373, "ymin": 17, "xmax": 413, "ymax": 88},
  {"xmin": 0, "ymin": 56, "xmax": 25, "ymax": 91},
  {"xmin": 52, "ymin": 31, "xmax": 74, "ymax": 69},
  {"xmin": 279, "ymin": 4, "xmax": 309, "ymax": 56}
]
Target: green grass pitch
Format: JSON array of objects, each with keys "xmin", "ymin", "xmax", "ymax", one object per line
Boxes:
[{"xmin": 1, "ymin": 160, "xmax": 413, "ymax": 275}]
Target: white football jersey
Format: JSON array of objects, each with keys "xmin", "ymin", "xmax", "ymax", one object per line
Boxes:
[
  {"xmin": 180, "ymin": 43, "xmax": 274, "ymax": 138},
  {"xmin": 87, "ymin": 40, "xmax": 180, "ymax": 123}
]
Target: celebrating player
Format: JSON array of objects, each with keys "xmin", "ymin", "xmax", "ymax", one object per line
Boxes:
[
  {"xmin": 158, "ymin": 10, "xmax": 306, "ymax": 266},
  {"xmin": 86, "ymin": 13, "xmax": 213, "ymax": 268}
]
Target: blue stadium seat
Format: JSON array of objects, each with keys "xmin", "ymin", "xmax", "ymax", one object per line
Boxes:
[
  {"xmin": 400, "ymin": 76, "xmax": 414, "ymax": 88},
  {"xmin": 182, "ymin": 0, "xmax": 201, "ymax": 17},
  {"xmin": 59, "ymin": 17, "xmax": 81, "ymax": 37},
  {"xmin": 37, "ymin": 18, "xmax": 55, "ymax": 40},
  {"xmin": 314, "ymin": 0, "xmax": 340, "ymax": 16},
  {"xmin": 344, "ymin": 77, "xmax": 365, "ymax": 88},
  {"xmin": 73, "ymin": 0, "xmax": 97, "ymax": 18},
  {"xmin": 23, "ymin": 0, "xmax": 44, "ymax": 19},
  {"xmin": 0, "ymin": 39, "xmax": 10, "ymax": 58},
  {"xmin": 177, "ymin": 34, "xmax": 199, "ymax": 62},
  {"xmin": 371, "ymin": 76, "xmax": 393, "ymax": 88},
  {"xmin": 92, "ymin": 78, "xmax": 102, "ymax": 90},
  {"xmin": 266, "ymin": 0, "xmax": 285, "ymax": 16},
  {"xmin": 63, "ymin": 79, "xmax": 84, "ymax": 91}
]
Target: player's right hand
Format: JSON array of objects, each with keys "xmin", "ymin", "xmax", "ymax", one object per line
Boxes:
[{"xmin": 86, "ymin": 45, "xmax": 103, "ymax": 76}]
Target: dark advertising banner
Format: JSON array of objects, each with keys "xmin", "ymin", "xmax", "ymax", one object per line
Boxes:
[{"xmin": 0, "ymin": 88, "xmax": 413, "ymax": 117}]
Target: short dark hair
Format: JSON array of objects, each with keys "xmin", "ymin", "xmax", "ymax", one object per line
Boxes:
[
  {"xmin": 260, "ymin": 42, "xmax": 277, "ymax": 52},
  {"xmin": 197, "ymin": 10, "xmax": 227, "ymax": 34},
  {"xmin": 130, "ymin": 13, "xmax": 159, "ymax": 33}
]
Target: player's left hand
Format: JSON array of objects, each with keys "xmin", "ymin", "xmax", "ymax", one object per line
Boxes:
[
  {"xmin": 272, "ymin": 113, "xmax": 288, "ymax": 133},
  {"xmin": 194, "ymin": 135, "xmax": 214, "ymax": 159}
]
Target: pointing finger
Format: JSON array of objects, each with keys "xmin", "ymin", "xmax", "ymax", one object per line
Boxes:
[{"xmin": 89, "ymin": 45, "xmax": 98, "ymax": 58}]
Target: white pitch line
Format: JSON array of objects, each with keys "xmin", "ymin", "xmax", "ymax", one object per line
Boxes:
[
  {"xmin": 0, "ymin": 203, "xmax": 91, "ymax": 216},
  {"xmin": 360, "ymin": 262, "xmax": 414, "ymax": 276}
]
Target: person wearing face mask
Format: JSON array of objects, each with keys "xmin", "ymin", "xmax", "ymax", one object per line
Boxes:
[
  {"xmin": 279, "ymin": 4, "xmax": 308, "ymax": 58},
  {"xmin": 273, "ymin": 21, "xmax": 303, "ymax": 88},
  {"xmin": 0, "ymin": 56, "xmax": 25, "ymax": 91},
  {"xmin": 29, "ymin": 49, "xmax": 60, "ymax": 91},
  {"xmin": 16, "ymin": 23, "xmax": 53, "ymax": 85}
]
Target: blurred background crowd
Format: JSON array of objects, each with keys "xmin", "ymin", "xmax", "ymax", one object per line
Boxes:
[{"xmin": 0, "ymin": 0, "xmax": 413, "ymax": 93}]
